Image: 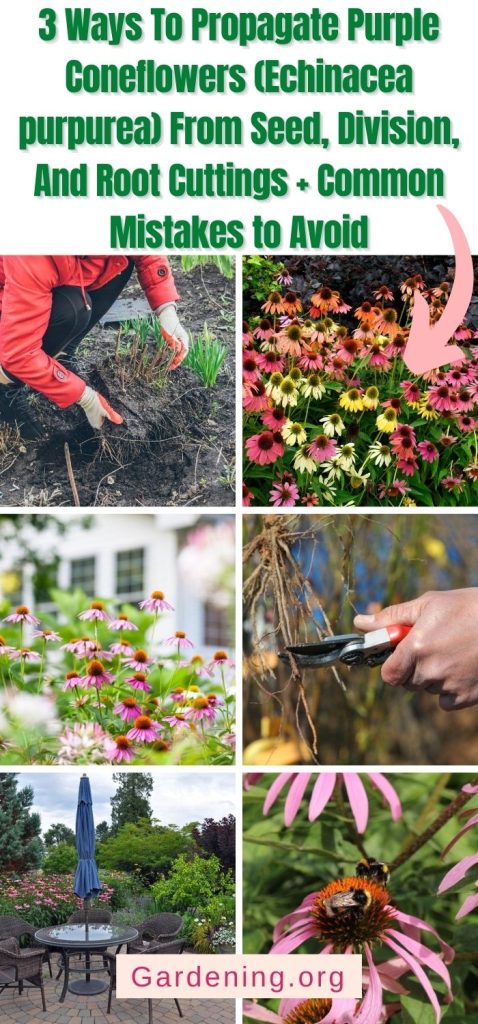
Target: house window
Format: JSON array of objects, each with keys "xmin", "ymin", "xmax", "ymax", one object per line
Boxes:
[
  {"xmin": 70, "ymin": 557, "xmax": 96, "ymax": 597},
  {"xmin": 204, "ymin": 602, "xmax": 233, "ymax": 648},
  {"xmin": 115, "ymin": 549, "xmax": 145, "ymax": 601}
]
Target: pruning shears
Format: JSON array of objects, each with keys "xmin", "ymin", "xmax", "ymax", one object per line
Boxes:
[{"xmin": 280, "ymin": 624, "xmax": 412, "ymax": 669}]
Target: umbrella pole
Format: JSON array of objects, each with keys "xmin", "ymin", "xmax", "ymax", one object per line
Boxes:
[{"xmin": 85, "ymin": 897, "xmax": 90, "ymax": 983}]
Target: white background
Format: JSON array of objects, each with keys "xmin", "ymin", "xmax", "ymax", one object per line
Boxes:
[{"xmin": 0, "ymin": 0, "xmax": 476, "ymax": 254}]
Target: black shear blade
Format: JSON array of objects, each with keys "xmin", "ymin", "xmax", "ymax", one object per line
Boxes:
[{"xmin": 282, "ymin": 634, "xmax": 360, "ymax": 667}]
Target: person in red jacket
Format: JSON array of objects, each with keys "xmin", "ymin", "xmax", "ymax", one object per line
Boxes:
[{"xmin": 0, "ymin": 256, "xmax": 189, "ymax": 438}]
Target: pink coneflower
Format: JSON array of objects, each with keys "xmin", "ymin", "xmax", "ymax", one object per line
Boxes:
[
  {"xmin": 32, "ymin": 628, "xmax": 61, "ymax": 642},
  {"xmin": 277, "ymin": 268, "xmax": 293, "ymax": 287},
  {"xmin": 242, "ymin": 321, "xmax": 253, "ymax": 344},
  {"xmin": 365, "ymin": 343, "xmax": 392, "ymax": 370},
  {"xmin": 126, "ymin": 715, "xmax": 162, "ymax": 742},
  {"xmin": 454, "ymin": 387, "xmax": 475, "ymax": 412},
  {"xmin": 253, "ymin": 318, "xmax": 274, "ymax": 341},
  {"xmin": 63, "ymin": 671, "xmax": 83, "ymax": 691},
  {"xmin": 113, "ymin": 696, "xmax": 142, "ymax": 722},
  {"xmin": 307, "ymin": 435, "xmax": 337, "ymax": 463},
  {"xmin": 301, "ymin": 493, "xmax": 319, "ymax": 506},
  {"xmin": 208, "ymin": 650, "xmax": 235, "ymax": 671},
  {"xmin": 447, "ymin": 366, "xmax": 470, "ymax": 387},
  {"xmin": 0, "ymin": 636, "xmax": 17, "ymax": 656},
  {"xmin": 400, "ymin": 273, "xmax": 426, "ymax": 297},
  {"xmin": 378, "ymin": 480, "xmax": 409, "ymax": 499},
  {"xmin": 261, "ymin": 407, "xmax": 287, "ymax": 430},
  {"xmin": 396, "ymin": 457, "xmax": 418, "ymax": 477},
  {"xmin": 243, "ymin": 352, "xmax": 261, "ymax": 382},
  {"xmin": 256, "ymin": 350, "xmax": 285, "ymax": 374},
  {"xmin": 61, "ymin": 637, "xmax": 97, "ymax": 657},
  {"xmin": 335, "ymin": 336, "xmax": 362, "ymax": 364},
  {"xmin": 58, "ymin": 722, "xmax": 110, "ymax": 763},
  {"xmin": 298, "ymin": 348, "xmax": 324, "ymax": 371},
  {"xmin": 184, "ymin": 696, "xmax": 217, "ymax": 722},
  {"xmin": 185, "ymin": 655, "xmax": 212, "ymax": 679},
  {"xmin": 124, "ymin": 671, "xmax": 153, "ymax": 692},
  {"xmin": 387, "ymin": 331, "xmax": 408, "ymax": 358},
  {"xmin": 334, "ymin": 295, "xmax": 351, "ymax": 314},
  {"xmin": 390, "ymin": 429, "xmax": 416, "ymax": 460},
  {"xmin": 162, "ymin": 631, "xmax": 194, "ymax": 650},
  {"xmin": 454, "ymin": 323, "xmax": 472, "ymax": 340},
  {"xmin": 246, "ymin": 431, "xmax": 284, "ymax": 466},
  {"xmin": 4, "ymin": 605, "xmax": 40, "ymax": 626},
  {"xmin": 271, "ymin": 884, "xmax": 453, "ymax": 1022},
  {"xmin": 163, "ymin": 712, "xmax": 191, "ymax": 729},
  {"xmin": 243, "ymin": 381, "xmax": 269, "ymax": 413},
  {"xmin": 108, "ymin": 613, "xmax": 139, "ymax": 631},
  {"xmin": 243, "ymin": 484, "xmax": 254, "ymax": 507},
  {"xmin": 9, "ymin": 647, "xmax": 41, "ymax": 663},
  {"xmin": 442, "ymin": 475, "xmax": 464, "ymax": 492},
  {"xmin": 260, "ymin": 772, "xmax": 401, "ymax": 831},
  {"xmin": 270, "ymin": 480, "xmax": 299, "ymax": 507},
  {"xmin": 106, "ymin": 735, "xmax": 135, "ymax": 763},
  {"xmin": 373, "ymin": 284, "xmax": 394, "ymax": 302},
  {"xmin": 428, "ymin": 384, "xmax": 454, "ymax": 413},
  {"xmin": 78, "ymin": 601, "xmax": 110, "ymax": 623},
  {"xmin": 418, "ymin": 440, "xmax": 439, "ymax": 462},
  {"xmin": 123, "ymin": 649, "xmax": 152, "ymax": 671},
  {"xmin": 400, "ymin": 380, "xmax": 422, "ymax": 404},
  {"xmin": 109, "ymin": 639, "xmax": 135, "ymax": 657},
  {"xmin": 457, "ymin": 415, "xmax": 477, "ymax": 432},
  {"xmin": 438, "ymin": 783, "xmax": 478, "ymax": 919},
  {"xmin": 82, "ymin": 659, "xmax": 113, "ymax": 689},
  {"xmin": 138, "ymin": 590, "xmax": 174, "ymax": 613}
]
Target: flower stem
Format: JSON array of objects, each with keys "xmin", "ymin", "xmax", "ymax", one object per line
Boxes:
[{"xmin": 391, "ymin": 775, "xmax": 478, "ymax": 869}]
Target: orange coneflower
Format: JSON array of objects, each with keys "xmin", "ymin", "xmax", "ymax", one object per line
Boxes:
[
  {"xmin": 309, "ymin": 286, "xmax": 341, "ymax": 316},
  {"xmin": 276, "ymin": 323, "xmax": 304, "ymax": 357},
  {"xmin": 374, "ymin": 307, "xmax": 400, "ymax": 340},
  {"xmin": 282, "ymin": 291, "xmax": 303, "ymax": 316},
  {"xmin": 353, "ymin": 300, "xmax": 376, "ymax": 325},
  {"xmin": 261, "ymin": 291, "xmax": 286, "ymax": 315}
]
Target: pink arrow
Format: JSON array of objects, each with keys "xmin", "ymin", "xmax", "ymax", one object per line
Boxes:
[{"xmin": 403, "ymin": 205, "xmax": 474, "ymax": 375}]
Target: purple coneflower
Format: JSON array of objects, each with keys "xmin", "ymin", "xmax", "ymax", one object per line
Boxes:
[
  {"xmin": 270, "ymin": 480, "xmax": 299, "ymax": 507},
  {"xmin": 81, "ymin": 659, "xmax": 113, "ymax": 689},
  {"xmin": 4, "ymin": 605, "xmax": 40, "ymax": 626},
  {"xmin": 109, "ymin": 613, "xmax": 138, "ymax": 631},
  {"xmin": 79, "ymin": 601, "xmax": 110, "ymax": 623},
  {"xmin": 162, "ymin": 631, "xmax": 194, "ymax": 650},
  {"xmin": 125, "ymin": 671, "xmax": 152, "ymax": 692},
  {"xmin": 438, "ymin": 782, "xmax": 478, "ymax": 918},
  {"xmin": 109, "ymin": 639, "xmax": 135, "ymax": 657},
  {"xmin": 259, "ymin": 772, "xmax": 402, "ymax": 832},
  {"xmin": 62, "ymin": 637, "xmax": 97, "ymax": 657},
  {"xmin": 417, "ymin": 441, "xmax": 439, "ymax": 463},
  {"xmin": 271, "ymin": 879, "xmax": 453, "ymax": 1022},
  {"xmin": 32, "ymin": 628, "xmax": 61, "ymax": 642},
  {"xmin": 9, "ymin": 648, "xmax": 41, "ymax": 663},
  {"xmin": 63, "ymin": 671, "xmax": 84, "ymax": 691},
  {"xmin": 126, "ymin": 715, "xmax": 162, "ymax": 743},
  {"xmin": 184, "ymin": 697, "xmax": 217, "ymax": 722},
  {"xmin": 163, "ymin": 713, "xmax": 191, "ymax": 730},
  {"xmin": 123, "ymin": 649, "xmax": 153, "ymax": 671},
  {"xmin": 105, "ymin": 735, "xmax": 135, "ymax": 763},
  {"xmin": 208, "ymin": 650, "xmax": 235, "ymax": 671},
  {"xmin": 113, "ymin": 697, "xmax": 142, "ymax": 722},
  {"xmin": 139, "ymin": 590, "xmax": 174, "ymax": 613}
]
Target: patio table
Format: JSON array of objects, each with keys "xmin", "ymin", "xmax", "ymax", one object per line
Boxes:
[{"xmin": 34, "ymin": 924, "xmax": 138, "ymax": 1002}]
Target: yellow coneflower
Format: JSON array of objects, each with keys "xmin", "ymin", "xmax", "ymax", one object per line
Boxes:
[
  {"xmin": 281, "ymin": 422, "xmax": 307, "ymax": 446},
  {"xmin": 277, "ymin": 377, "xmax": 299, "ymax": 408},
  {"xmin": 339, "ymin": 388, "xmax": 364, "ymax": 413},
  {"xmin": 376, "ymin": 408, "xmax": 398, "ymax": 433},
  {"xmin": 418, "ymin": 398, "xmax": 439, "ymax": 421},
  {"xmin": 302, "ymin": 373, "xmax": 326, "ymax": 400},
  {"xmin": 320, "ymin": 413, "xmax": 345, "ymax": 437},
  {"xmin": 293, "ymin": 446, "xmax": 317, "ymax": 474},
  {"xmin": 362, "ymin": 386, "xmax": 380, "ymax": 410}
]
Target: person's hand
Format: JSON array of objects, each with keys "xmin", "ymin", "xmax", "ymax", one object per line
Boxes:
[
  {"xmin": 155, "ymin": 304, "xmax": 189, "ymax": 369},
  {"xmin": 77, "ymin": 386, "xmax": 123, "ymax": 429},
  {"xmin": 354, "ymin": 589, "xmax": 478, "ymax": 710}
]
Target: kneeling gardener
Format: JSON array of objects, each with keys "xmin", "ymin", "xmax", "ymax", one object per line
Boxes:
[{"xmin": 0, "ymin": 255, "xmax": 189, "ymax": 438}]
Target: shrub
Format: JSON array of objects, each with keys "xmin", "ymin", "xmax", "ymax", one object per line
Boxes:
[
  {"xmin": 150, "ymin": 854, "xmax": 234, "ymax": 916},
  {"xmin": 97, "ymin": 821, "xmax": 194, "ymax": 885},
  {"xmin": 43, "ymin": 843, "xmax": 77, "ymax": 874}
]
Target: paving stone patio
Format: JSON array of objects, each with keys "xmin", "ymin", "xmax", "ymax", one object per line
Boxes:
[{"xmin": 0, "ymin": 974, "xmax": 235, "ymax": 1024}]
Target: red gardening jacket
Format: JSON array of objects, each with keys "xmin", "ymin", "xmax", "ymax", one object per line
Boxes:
[{"xmin": 0, "ymin": 256, "xmax": 179, "ymax": 407}]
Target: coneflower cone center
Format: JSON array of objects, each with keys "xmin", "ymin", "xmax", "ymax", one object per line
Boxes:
[
  {"xmin": 284, "ymin": 999, "xmax": 332, "ymax": 1024},
  {"xmin": 311, "ymin": 877, "xmax": 394, "ymax": 949}
]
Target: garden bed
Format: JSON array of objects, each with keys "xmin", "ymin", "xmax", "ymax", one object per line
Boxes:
[{"xmin": 0, "ymin": 259, "xmax": 235, "ymax": 507}]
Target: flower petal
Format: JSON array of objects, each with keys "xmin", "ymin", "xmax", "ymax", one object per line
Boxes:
[
  {"xmin": 368, "ymin": 773, "xmax": 402, "ymax": 820},
  {"xmin": 386, "ymin": 928, "xmax": 452, "ymax": 998},
  {"xmin": 244, "ymin": 1003, "xmax": 282, "ymax": 1024},
  {"xmin": 353, "ymin": 944, "xmax": 384, "ymax": 1024},
  {"xmin": 394, "ymin": 910, "xmax": 454, "ymax": 964},
  {"xmin": 270, "ymin": 923, "xmax": 318, "ymax": 953},
  {"xmin": 438, "ymin": 852, "xmax": 478, "ymax": 893},
  {"xmin": 285, "ymin": 774, "xmax": 312, "ymax": 826},
  {"xmin": 342, "ymin": 773, "xmax": 369, "ymax": 833},
  {"xmin": 308, "ymin": 773, "xmax": 337, "ymax": 821},
  {"xmin": 440, "ymin": 812, "xmax": 478, "ymax": 857},
  {"xmin": 263, "ymin": 774, "xmax": 294, "ymax": 816},
  {"xmin": 384, "ymin": 935, "xmax": 442, "ymax": 1024}
]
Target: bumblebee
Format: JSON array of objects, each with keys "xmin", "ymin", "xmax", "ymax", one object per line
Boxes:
[
  {"xmin": 323, "ymin": 887, "xmax": 372, "ymax": 919},
  {"xmin": 356, "ymin": 858, "xmax": 390, "ymax": 887}
]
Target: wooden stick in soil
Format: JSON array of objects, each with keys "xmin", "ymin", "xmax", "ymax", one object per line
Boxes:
[{"xmin": 64, "ymin": 442, "xmax": 81, "ymax": 507}]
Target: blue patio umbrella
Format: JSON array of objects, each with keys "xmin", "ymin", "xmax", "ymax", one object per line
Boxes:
[{"xmin": 74, "ymin": 774, "xmax": 101, "ymax": 929}]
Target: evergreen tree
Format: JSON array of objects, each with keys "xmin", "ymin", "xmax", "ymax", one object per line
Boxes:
[
  {"xmin": 44, "ymin": 823, "xmax": 75, "ymax": 848},
  {"xmin": 110, "ymin": 773, "xmax": 153, "ymax": 833},
  {"xmin": 0, "ymin": 774, "xmax": 43, "ymax": 872},
  {"xmin": 95, "ymin": 821, "xmax": 110, "ymax": 844}
]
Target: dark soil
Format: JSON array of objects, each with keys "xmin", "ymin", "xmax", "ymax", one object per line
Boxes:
[{"xmin": 0, "ymin": 259, "xmax": 235, "ymax": 507}]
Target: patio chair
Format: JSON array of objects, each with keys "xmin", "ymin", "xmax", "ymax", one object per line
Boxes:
[
  {"xmin": 0, "ymin": 937, "xmax": 47, "ymax": 1011},
  {"xmin": 128, "ymin": 913, "xmax": 183, "ymax": 951},
  {"xmin": 107, "ymin": 938, "xmax": 185, "ymax": 1023},
  {"xmin": 0, "ymin": 915, "xmax": 52, "ymax": 978}
]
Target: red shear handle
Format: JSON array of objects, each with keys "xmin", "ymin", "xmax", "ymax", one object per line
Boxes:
[{"xmin": 386, "ymin": 624, "xmax": 412, "ymax": 647}]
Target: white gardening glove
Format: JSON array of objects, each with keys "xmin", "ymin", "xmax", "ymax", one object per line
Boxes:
[
  {"xmin": 77, "ymin": 385, "xmax": 123, "ymax": 429},
  {"xmin": 155, "ymin": 303, "xmax": 189, "ymax": 370}
]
